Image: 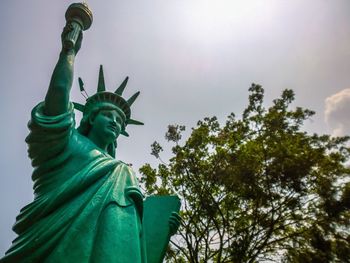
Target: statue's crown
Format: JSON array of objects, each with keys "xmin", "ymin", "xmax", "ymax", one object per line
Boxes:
[{"xmin": 73, "ymin": 65, "xmax": 143, "ymax": 136}]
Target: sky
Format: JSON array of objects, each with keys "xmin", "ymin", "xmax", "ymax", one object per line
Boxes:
[{"xmin": 1, "ymin": 0, "xmax": 350, "ymax": 256}]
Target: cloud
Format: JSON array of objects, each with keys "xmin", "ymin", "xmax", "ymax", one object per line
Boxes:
[{"xmin": 325, "ymin": 89, "xmax": 350, "ymax": 136}]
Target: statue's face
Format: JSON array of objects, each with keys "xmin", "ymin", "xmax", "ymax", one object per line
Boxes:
[{"xmin": 90, "ymin": 109, "xmax": 124, "ymax": 143}]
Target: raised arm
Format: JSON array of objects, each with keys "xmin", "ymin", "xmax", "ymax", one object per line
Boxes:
[{"xmin": 44, "ymin": 25, "xmax": 83, "ymax": 116}]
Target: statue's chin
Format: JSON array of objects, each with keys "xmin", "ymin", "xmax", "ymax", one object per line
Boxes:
[{"xmin": 102, "ymin": 130, "xmax": 118, "ymax": 142}]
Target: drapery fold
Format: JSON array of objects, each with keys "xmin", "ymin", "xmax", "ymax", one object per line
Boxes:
[{"xmin": 1, "ymin": 103, "xmax": 145, "ymax": 263}]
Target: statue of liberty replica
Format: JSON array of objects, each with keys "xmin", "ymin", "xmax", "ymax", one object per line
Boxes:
[{"xmin": 1, "ymin": 3, "xmax": 180, "ymax": 263}]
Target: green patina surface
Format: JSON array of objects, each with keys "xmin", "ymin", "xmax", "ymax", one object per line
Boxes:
[{"xmin": 1, "ymin": 3, "xmax": 180, "ymax": 263}]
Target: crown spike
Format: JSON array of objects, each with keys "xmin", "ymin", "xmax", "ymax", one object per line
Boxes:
[
  {"xmin": 78, "ymin": 77, "xmax": 85, "ymax": 92},
  {"xmin": 115, "ymin": 76, "xmax": 129, "ymax": 95},
  {"xmin": 97, "ymin": 65, "xmax": 106, "ymax": 92},
  {"xmin": 78, "ymin": 77, "xmax": 89, "ymax": 99},
  {"xmin": 127, "ymin": 119, "xmax": 144, "ymax": 125},
  {"xmin": 127, "ymin": 91, "xmax": 140, "ymax": 106},
  {"xmin": 73, "ymin": 102, "xmax": 85, "ymax": 112},
  {"xmin": 121, "ymin": 130, "xmax": 130, "ymax": 137}
]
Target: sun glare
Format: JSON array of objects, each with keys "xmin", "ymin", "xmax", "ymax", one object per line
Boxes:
[{"xmin": 181, "ymin": 0, "xmax": 276, "ymax": 45}]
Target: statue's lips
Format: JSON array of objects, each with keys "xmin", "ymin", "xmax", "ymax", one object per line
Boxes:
[{"xmin": 107, "ymin": 125, "xmax": 117, "ymax": 133}]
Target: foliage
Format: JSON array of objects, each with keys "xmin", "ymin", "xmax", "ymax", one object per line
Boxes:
[{"xmin": 139, "ymin": 84, "xmax": 350, "ymax": 262}]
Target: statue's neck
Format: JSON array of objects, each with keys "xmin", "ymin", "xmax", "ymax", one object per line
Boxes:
[{"xmin": 87, "ymin": 133, "xmax": 109, "ymax": 152}]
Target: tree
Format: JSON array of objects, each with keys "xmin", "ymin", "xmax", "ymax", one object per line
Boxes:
[{"xmin": 140, "ymin": 84, "xmax": 350, "ymax": 263}]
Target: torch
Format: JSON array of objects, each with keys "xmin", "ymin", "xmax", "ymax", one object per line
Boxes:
[{"xmin": 64, "ymin": 2, "xmax": 93, "ymax": 50}]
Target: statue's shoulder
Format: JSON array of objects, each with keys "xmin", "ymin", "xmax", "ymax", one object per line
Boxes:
[{"xmin": 117, "ymin": 161, "xmax": 134, "ymax": 169}]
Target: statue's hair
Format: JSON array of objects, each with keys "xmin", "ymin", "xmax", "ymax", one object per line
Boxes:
[{"xmin": 77, "ymin": 105, "xmax": 125, "ymax": 158}]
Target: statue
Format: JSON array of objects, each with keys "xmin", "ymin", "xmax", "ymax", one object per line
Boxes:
[{"xmin": 0, "ymin": 3, "xmax": 180, "ymax": 263}]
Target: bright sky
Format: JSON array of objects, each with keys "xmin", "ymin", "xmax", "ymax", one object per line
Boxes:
[{"xmin": 1, "ymin": 0, "xmax": 350, "ymax": 255}]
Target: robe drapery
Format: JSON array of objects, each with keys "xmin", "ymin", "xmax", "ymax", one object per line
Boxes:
[{"xmin": 1, "ymin": 103, "xmax": 146, "ymax": 263}]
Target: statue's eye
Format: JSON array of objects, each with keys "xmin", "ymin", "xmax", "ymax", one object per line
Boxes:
[{"xmin": 102, "ymin": 112, "xmax": 112, "ymax": 118}]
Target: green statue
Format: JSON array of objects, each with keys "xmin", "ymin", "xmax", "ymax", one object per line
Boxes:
[{"xmin": 1, "ymin": 3, "xmax": 180, "ymax": 263}]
